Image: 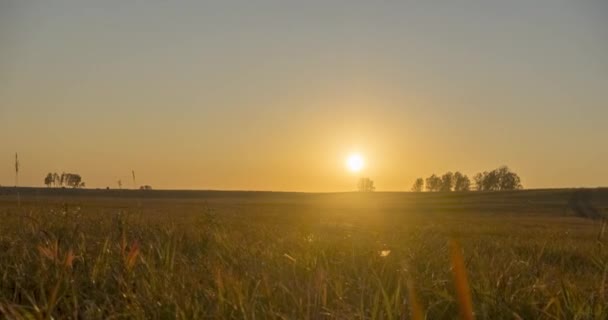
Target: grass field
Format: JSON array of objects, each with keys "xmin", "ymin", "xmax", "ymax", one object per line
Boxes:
[{"xmin": 1, "ymin": 188, "xmax": 608, "ymax": 319}]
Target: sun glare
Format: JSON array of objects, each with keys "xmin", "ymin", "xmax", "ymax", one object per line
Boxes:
[{"xmin": 346, "ymin": 154, "xmax": 364, "ymax": 172}]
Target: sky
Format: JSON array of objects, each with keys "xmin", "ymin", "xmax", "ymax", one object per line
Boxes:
[{"xmin": 1, "ymin": 0, "xmax": 607, "ymax": 191}]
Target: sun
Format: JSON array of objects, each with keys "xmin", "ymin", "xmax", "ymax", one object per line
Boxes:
[{"xmin": 346, "ymin": 154, "xmax": 365, "ymax": 172}]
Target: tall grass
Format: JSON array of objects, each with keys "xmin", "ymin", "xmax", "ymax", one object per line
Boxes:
[{"xmin": 0, "ymin": 196, "xmax": 607, "ymax": 319}]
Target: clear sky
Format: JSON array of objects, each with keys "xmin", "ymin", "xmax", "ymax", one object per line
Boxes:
[{"xmin": 1, "ymin": 0, "xmax": 607, "ymax": 191}]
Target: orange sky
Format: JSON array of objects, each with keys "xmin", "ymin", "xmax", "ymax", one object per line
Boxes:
[{"xmin": 1, "ymin": 1, "xmax": 607, "ymax": 191}]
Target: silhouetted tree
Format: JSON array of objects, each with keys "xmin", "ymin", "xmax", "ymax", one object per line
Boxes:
[
  {"xmin": 440, "ymin": 172, "xmax": 454, "ymax": 192},
  {"xmin": 357, "ymin": 178, "xmax": 375, "ymax": 192},
  {"xmin": 117, "ymin": 180, "xmax": 122, "ymax": 189},
  {"xmin": 495, "ymin": 166, "xmax": 523, "ymax": 190},
  {"xmin": 44, "ymin": 172, "xmax": 85, "ymax": 188},
  {"xmin": 425, "ymin": 174, "xmax": 442, "ymax": 192},
  {"xmin": 453, "ymin": 171, "xmax": 471, "ymax": 191},
  {"xmin": 57, "ymin": 173, "xmax": 85, "ymax": 188},
  {"xmin": 66, "ymin": 174, "xmax": 81, "ymax": 188},
  {"xmin": 474, "ymin": 166, "xmax": 522, "ymax": 191},
  {"xmin": 59, "ymin": 172, "xmax": 66, "ymax": 187},
  {"xmin": 411, "ymin": 178, "xmax": 424, "ymax": 192},
  {"xmin": 44, "ymin": 173, "xmax": 54, "ymax": 187},
  {"xmin": 484, "ymin": 170, "xmax": 500, "ymax": 191},
  {"xmin": 473, "ymin": 172, "xmax": 485, "ymax": 191}
]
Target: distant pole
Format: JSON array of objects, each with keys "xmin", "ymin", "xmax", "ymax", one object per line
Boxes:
[
  {"xmin": 14, "ymin": 153, "xmax": 19, "ymax": 186},
  {"xmin": 132, "ymin": 170, "xmax": 136, "ymax": 189},
  {"xmin": 15, "ymin": 153, "xmax": 20, "ymax": 207}
]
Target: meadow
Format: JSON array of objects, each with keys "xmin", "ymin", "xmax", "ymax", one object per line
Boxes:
[{"xmin": 1, "ymin": 188, "xmax": 607, "ymax": 319}]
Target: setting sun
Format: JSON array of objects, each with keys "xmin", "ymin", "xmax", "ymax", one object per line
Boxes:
[{"xmin": 346, "ymin": 154, "xmax": 365, "ymax": 173}]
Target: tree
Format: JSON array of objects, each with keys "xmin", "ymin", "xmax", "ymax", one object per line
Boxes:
[
  {"xmin": 485, "ymin": 170, "xmax": 500, "ymax": 191},
  {"xmin": 65, "ymin": 173, "xmax": 81, "ymax": 188},
  {"xmin": 62, "ymin": 173, "xmax": 85, "ymax": 188},
  {"xmin": 453, "ymin": 172, "xmax": 471, "ymax": 191},
  {"xmin": 473, "ymin": 172, "xmax": 485, "ymax": 191},
  {"xmin": 425, "ymin": 174, "xmax": 442, "ymax": 192},
  {"xmin": 440, "ymin": 172, "xmax": 454, "ymax": 192},
  {"xmin": 44, "ymin": 172, "xmax": 60, "ymax": 187},
  {"xmin": 495, "ymin": 166, "xmax": 523, "ymax": 190},
  {"xmin": 473, "ymin": 166, "xmax": 522, "ymax": 191},
  {"xmin": 59, "ymin": 172, "xmax": 66, "ymax": 187},
  {"xmin": 117, "ymin": 180, "xmax": 122, "ymax": 189},
  {"xmin": 44, "ymin": 173, "xmax": 54, "ymax": 187},
  {"xmin": 357, "ymin": 178, "xmax": 375, "ymax": 192},
  {"xmin": 411, "ymin": 178, "xmax": 424, "ymax": 192},
  {"xmin": 474, "ymin": 170, "xmax": 498, "ymax": 191},
  {"xmin": 44, "ymin": 172, "xmax": 85, "ymax": 188}
]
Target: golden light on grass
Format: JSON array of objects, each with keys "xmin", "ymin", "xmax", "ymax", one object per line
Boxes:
[{"xmin": 346, "ymin": 154, "xmax": 364, "ymax": 173}]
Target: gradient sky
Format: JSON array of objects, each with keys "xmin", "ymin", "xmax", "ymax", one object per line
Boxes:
[{"xmin": 1, "ymin": 0, "xmax": 607, "ymax": 191}]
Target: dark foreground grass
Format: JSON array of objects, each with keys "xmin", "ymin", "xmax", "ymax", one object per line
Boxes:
[{"xmin": 1, "ymin": 190, "xmax": 608, "ymax": 319}]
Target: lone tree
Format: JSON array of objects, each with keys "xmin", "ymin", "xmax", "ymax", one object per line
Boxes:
[
  {"xmin": 453, "ymin": 171, "xmax": 471, "ymax": 191},
  {"xmin": 425, "ymin": 174, "xmax": 442, "ymax": 192},
  {"xmin": 411, "ymin": 178, "xmax": 424, "ymax": 192},
  {"xmin": 357, "ymin": 178, "xmax": 375, "ymax": 192},
  {"xmin": 474, "ymin": 166, "xmax": 523, "ymax": 191}
]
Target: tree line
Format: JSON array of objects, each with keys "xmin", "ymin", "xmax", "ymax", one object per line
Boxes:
[
  {"xmin": 410, "ymin": 171, "xmax": 471, "ymax": 192},
  {"xmin": 44, "ymin": 172, "xmax": 85, "ymax": 188},
  {"xmin": 411, "ymin": 166, "xmax": 522, "ymax": 192}
]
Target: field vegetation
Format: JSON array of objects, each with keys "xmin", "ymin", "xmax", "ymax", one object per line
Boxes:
[{"xmin": 1, "ymin": 188, "xmax": 607, "ymax": 319}]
